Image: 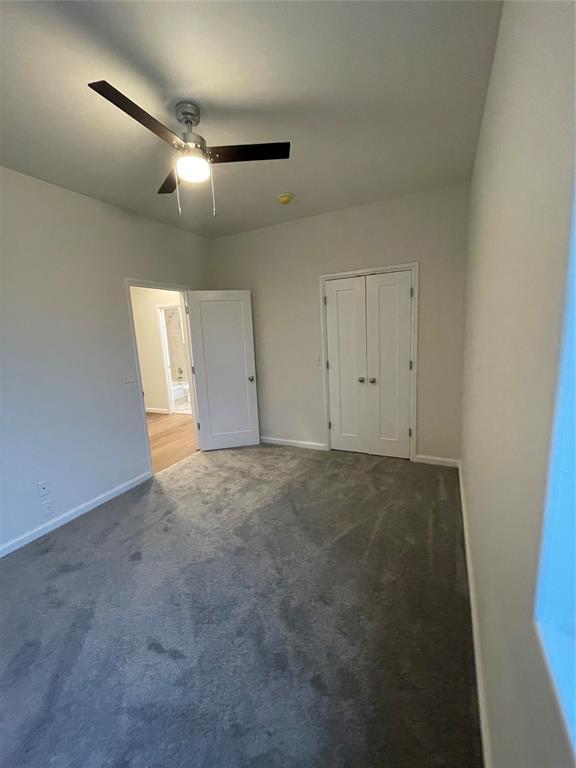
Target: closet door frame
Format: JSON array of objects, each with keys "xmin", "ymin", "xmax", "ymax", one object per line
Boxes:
[{"xmin": 319, "ymin": 262, "xmax": 419, "ymax": 460}]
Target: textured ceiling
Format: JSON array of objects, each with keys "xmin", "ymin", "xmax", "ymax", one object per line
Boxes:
[{"xmin": 0, "ymin": 1, "xmax": 501, "ymax": 237}]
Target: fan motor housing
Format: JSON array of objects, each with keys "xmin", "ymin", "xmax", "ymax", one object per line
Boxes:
[{"xmin": 181, "ymin": 131, "xmax": 207, "ymax": 151}]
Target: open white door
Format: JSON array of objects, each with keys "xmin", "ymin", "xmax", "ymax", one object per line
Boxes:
[{"xmin": 186, "ymin": 290, "xmax": 260, "ymax": 450}]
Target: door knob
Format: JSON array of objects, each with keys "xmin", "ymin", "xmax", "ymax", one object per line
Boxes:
[
  {"xmin": 358, "ymin": 376, "xmax": 365, "ymax": 383},
  {"xmin": 369, "ymin": 377, "xmax": 377, "ymax": 384},
  {"xmin": 248, "ymin": 375, "xmax": 255, "ymax": 382}
]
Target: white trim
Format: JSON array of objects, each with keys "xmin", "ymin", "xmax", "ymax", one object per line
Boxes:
[
  {"xmin": 179, "ymin": 293, "xmax": 199, "ymax": 425},
  {"xmin": 145, "ymin": 407, "xmax": 170, "ymax": 415},
  {"xmin": 412, "ymin": 454, "xmax": 460, "ymax": 468},
  {"xmin": 125, "ymin": 277, "xmax": 193, "ymax": 292},
  {"xmin": 0, "ymin": 472, "xmax": 152, "ymax": 559},
  {"xmin": 261, "ymin": 436, "xmax": 329, "ymax": 451},
  {"xmin": 319, "ymin": 262, "xmax": 419, "ymax": 459},
  {"xmin": 458, "ymin": 460, "xmax": 494, "ymax": 768},
  {"xmin": 319, "ymin": 263, "xmax": 420, "ymax": 281}
]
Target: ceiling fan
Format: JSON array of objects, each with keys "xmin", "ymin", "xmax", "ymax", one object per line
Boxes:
[{"xmin": 88, "ymin": 81, "xmax": 291, "ymax": 196}]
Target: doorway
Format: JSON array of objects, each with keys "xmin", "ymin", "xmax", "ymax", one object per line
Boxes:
[
  {"xmin": 321, "ymin": 264, "xmax": 418, "ymax": 459},
  {"xmin": 127, "ymin": 282, "xmax": 261, "ymax": 471},
  {"xmin": 128, "ymin": 285, "xmax": 198, "ymax": 473}
]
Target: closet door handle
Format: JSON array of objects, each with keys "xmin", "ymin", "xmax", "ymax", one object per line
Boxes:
[
  {"xmin": 358, "ymin": 376, "xmax": 365, "ymax": 383},
  {"xmin": 369, "ymin": 377, "xmax": 377, "ymax": 384},
  {"xmin": 248, "ymin": 375, "xmax": 255, "ymax": 382}
]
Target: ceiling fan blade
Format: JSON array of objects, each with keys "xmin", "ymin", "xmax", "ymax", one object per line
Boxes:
[
  {"xmin": 88, "ymin": 80, "xmax": 186, "ymax": 150},
  {"xmin": 158, "ymin": 169, "xmax": 179, "ymax": 194},
  {"xmin": 208, "ymin": 142, "xmax": 290, "ymax": 164}
]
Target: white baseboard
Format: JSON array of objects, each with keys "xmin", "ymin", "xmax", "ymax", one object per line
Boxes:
[
  {"xmin": 260, "ymin": 442, "xmax": 460, "ymax": 463},
  {"xmin": 0, "ymin": 471, "xmax": 153, "ymax": 559},
  {"xmin": 261, "ymin": 436, "xmax": 329, "ymax": 451},
  {"xmin": 457, "ymin": 461, "xmax": 493, "ymax": 768},
  {"xmin": 146, "ymin": 408, "xmax": 170, "ymax": 414},
  {"xmin": 413, "ymin": 454, "xmax": 460, "ymax": 468}
]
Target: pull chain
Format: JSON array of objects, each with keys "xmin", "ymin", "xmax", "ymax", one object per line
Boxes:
[
  {"xmin": 209, "ymin": 160, "xmax": 217, "ymax": 217},
  {"xmin": 174, "ymin": 160, "xmax": 182, "ymax": 217}
]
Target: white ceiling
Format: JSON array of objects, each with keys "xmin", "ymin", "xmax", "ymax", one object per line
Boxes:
[{"xmin": 0, "ymin": 1, "xmax": 501, "ymax": 237}]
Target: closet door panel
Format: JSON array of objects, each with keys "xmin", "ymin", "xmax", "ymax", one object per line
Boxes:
[
  {"xmin": 366, "ymin": 271, "xmax": 412, "ymax": 458},
  {"xmin": 326, "ymin": 276, "xmax": 367, "ymax": 452}
]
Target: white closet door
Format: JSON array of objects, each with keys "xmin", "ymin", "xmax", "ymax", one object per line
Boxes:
[
  {"xmin": 366, "ymin": 271, "xmax": 412, "ymax": 458},
  {"xmin": 186, "ymin": 290, "xmax": 259, "ymax": 450},
  {"xmin": 326, "ymin": 276, "xmax": 368, "ymax": 452}
]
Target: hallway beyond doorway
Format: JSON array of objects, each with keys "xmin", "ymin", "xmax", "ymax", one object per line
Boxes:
[{"xmin": 146, "ymin": 412, "xmax": 197, "ymax": 472}]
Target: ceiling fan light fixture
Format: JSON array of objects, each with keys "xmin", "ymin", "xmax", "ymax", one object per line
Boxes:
[
  {"xmin": 87, "ymin": 82, "xmax": 291, "ymax": 197},
  {"xmin": 176, "ymin": 153, "xmax": 211, "ymax": 183}
]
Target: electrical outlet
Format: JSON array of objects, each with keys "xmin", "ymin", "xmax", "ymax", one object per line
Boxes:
[
  {"xmin": 37, "ymin": 480, "xmax": 50, "ymax": 497},
  {"xmin": 41, "ymin": 497, "xmax": 55, "ymax": 517}
]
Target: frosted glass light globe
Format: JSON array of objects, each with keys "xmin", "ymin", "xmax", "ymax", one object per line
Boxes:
[{"xmin": 176, "ymin": 154, "xmax": 211, "ymax": 183}]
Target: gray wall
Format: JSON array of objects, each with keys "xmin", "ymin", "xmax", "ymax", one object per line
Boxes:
[
  {"xmin": 461, "ymin": 2, "xmax": 575, "ymax": 766},
  {"xmin": 0, "ymin": 168, "xmax": 208, "ymax": 553},
  {"xmin": 208, "ymin": 182, "xmax": 469, "ymax": 461}
]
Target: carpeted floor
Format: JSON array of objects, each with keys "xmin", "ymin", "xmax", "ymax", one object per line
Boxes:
[{"xmin": 0, "ymin": 446, "xmax": 481, "ymax": 768}]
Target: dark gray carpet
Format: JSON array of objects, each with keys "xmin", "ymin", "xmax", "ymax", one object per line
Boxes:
[{"xmin": 0, "ymin": 446, "xmax": 481, "ymax": 768}]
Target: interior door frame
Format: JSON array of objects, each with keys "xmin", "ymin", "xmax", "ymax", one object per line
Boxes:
[
  {"xmin": 124, "ymin": 278, "xmax": 195, "ymax": 475},
  {"xmin": 319, "ymin": 263, "xmax": 419, "ymax": 460}
]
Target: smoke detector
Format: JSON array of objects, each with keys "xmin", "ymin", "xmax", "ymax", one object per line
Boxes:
[{"xmin": 278, "ymin": 192, "xmax": 295, "ymax": 205}]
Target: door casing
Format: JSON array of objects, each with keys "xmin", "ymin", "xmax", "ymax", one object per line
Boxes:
[{"xmin": 319, "ymin": 263, "xmax": 419, "ymax": 460}]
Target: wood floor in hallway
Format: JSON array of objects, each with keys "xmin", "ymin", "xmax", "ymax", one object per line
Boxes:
[{"xmin": 146, "ymin": 412, "xmax": 197, "ymax": 472}]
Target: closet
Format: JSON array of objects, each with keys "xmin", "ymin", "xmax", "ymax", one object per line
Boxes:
[{"xmin": 325, "ymin": 270, "xmax": 413, "ymax": 458}]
